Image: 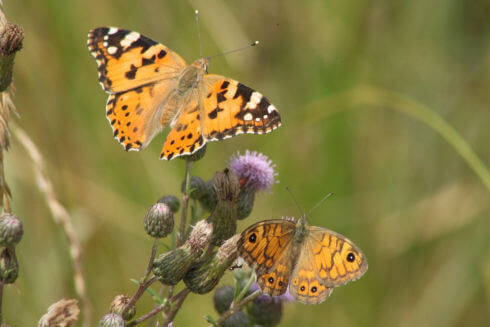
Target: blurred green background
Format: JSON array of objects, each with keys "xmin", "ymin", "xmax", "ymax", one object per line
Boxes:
[{"xmin": 3, "ymin": 0, "xmax": 489, "ymax": 326}]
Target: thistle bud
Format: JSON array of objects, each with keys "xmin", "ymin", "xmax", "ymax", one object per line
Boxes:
[
  {"xmin": 144, "ymin": 203, "xmax": 174, "ymax": 238},
  {"xmin": 198, "ymin": 180, "xmax": 218, "ymax": 211},
  {"xmin": 180, "ymin": 145, "xmax": 206, "ymax": 162},
  {"xmin": 213, "ymin": 285, "xmax": 235, "ymax": 314},
  {"xmin": 222, "ymin": 311, "xmax": 250, "ymax": 327},
  {"xmin": 38, "ymin": 299, "xmax": 79, "ymax": 327},
  {"xmin": 0, "ymin": 23, "xmax": 24, "ymax": 92},
  {"xmin": 99, "ymin": 313, "xmax": 125, "ymax": 327},
  {"xmin": 247, "ymin": 294, "xmax": 283, "ymax": 326},
  {"xmin": 157, "ymin": 195, "xmax": 180, "ymax": 213},
  {"xmin": 153, "ymin": 220, "xmax": 213, "ymax": 285},
  {"xmin": 184, "ymin": 234, "xmax": 240, "ymax": 294},
  {"xmin": 207, "ymin": 169, "xmax": 239, "ymax": 246},
  {"xmin": 185, "ymin": 176, "xmax": 207, "ymax": 200},
  {"xmin": 0, "ymin": 213, "xmax": 23, "ymax": 247},
  {"xmin": 0, "ymin": 247, "xmax": 18, "ymax": 284},
  {"xmin": 109, "ymin": 295, "xmax": 135, "ymax": 321}
]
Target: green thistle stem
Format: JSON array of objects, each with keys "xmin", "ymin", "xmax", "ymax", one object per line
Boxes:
[
  {"xmin": 122, "ymin": 238, "xmax": 160, "ymax": 317},
  {"xmin": 234, "ymin": 268, "xmax": 256, "ymax": 304},
  {"xmin": 179, "ymin": 160, "xmax": 194, "ymax": 246}
]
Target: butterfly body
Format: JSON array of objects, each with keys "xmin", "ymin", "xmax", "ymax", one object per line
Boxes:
[
  {"xmin": 88, "ymin": 27, "xmax": 281, "ymax": 159},
  {"xmin": 238, "ymin": 216, "xmax": 367, "ymax": 304}
]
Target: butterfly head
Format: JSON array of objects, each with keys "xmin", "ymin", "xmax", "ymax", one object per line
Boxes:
[{"xmin": 191, "ymin": 57, "xmax": 209, "ymax": 73}]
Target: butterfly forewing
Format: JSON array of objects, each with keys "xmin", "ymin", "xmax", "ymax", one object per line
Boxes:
[
  {"xmin": 238, "ymin": 220, "xmax": 295, "ymax": 275},
  {"xmin": 201, "ymin": 75, "xmax": 281, "ymax": 141},
  {"xmin": 307, "ymin": 226, "xmax": 368, "ymax": 287},
  {"xmin": 88, "ymin": 27, "xmax": 186, "ymax": 93},
  {"xmin": 238, "ymin": 220, "xmax": 296, "ymax": 297}
]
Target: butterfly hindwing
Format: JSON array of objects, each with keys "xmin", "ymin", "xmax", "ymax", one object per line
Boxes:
[
  {"xmin": 88, "ymin": 27, "xmax": 186, "ymax": 93},
  {"xmin": 107, "ymin": 81, "xmax": 177, "ymax": 150},
  {"xmin": 289, "ymin": 240, "xmax": 334, "ymax": 304},
  {"xmin": 256, "ymin": 253, "xmax": 291, "ymax": 296},
  {"xmin": 160, "ymin": 94, "xmax": 206, "ymax": 160},
  {"xmin": 307, "ymin": 227, "xmax": 368, "ymax": 287},
  {"xmin": 201, "ymin": 75, "xmax": 281, "ymax": 141}
]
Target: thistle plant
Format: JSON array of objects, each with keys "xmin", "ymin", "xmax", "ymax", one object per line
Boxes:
[{"xmin": 93, "ymin": 149, "xmax": 278, "ymax": 326}]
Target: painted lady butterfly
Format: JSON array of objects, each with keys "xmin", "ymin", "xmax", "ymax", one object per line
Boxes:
[{"xmin": 87, "ymin": 27, "xmax": 281, "ymax": 160}]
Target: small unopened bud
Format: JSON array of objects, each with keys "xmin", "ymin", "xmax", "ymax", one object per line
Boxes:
[
  {"xmin": 99, "ymin": 313, "xmax": 125, "ymax": 327},
  {"xmin": 157, "ymin": 195, "xmax": 180, "ymax": 213},
  {"xmin": 144, "ymin": 203, "xmax": 174, "ymax": 238},
  {"xmin": 0, "ymin": 247, "xmax": 18, "ymax": 284},
  {"xmin": 152, "ymin": 220, "xmax": 213, "ymax": 285},
  {"xmin": 184, "ymin": 234, "xmax": 240, "ymax": 294},
  {"xmin": 222, "ymin": 311, "xmax": 250, "ymax": 327},
  {"xmin": 0, "ymin": 213, "xmax": 23, "ymax": 246},
  {"xmin": 185, "ymin": 176, "xmax": 207, "ymax": 200},
  {"xmin": 207, "ymin": 169, "xmax": 239, "ymax": 246},
  {"xmin": 0, "ymin": 23, "xmax": 24, "ymax": 92},
  {"xmin": 213, "ymin": 285, "xmax": 235, "ymax": 314},
  {"xmin": 38, "ymin": 299, "xmax": 80, "ymax": 327},
  {"xmin": 247, "ymin": 294, "xmax": 283, "ymax": 326},
  {"xmin": 109, "ymin": 295, "xmax": 135, "ymax": 321}
]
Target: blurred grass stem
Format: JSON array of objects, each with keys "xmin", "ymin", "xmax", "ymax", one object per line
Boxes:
[
  {"xmin": 12, "ymin": 125, "xmax": 92, "ymax": 327},
  {"xmin": 306, "ymin": 85, "xmax": 490, "ymax": 191}
]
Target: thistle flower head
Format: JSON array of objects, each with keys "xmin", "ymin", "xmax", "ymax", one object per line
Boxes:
[
  {"xmin": 99, "ymin": 313, "xmax": 125, "ymax": 327},
  {"xmin": 38, "ymin": 299, "xmax": 80, "ymax": 327},
  {"xmin": 229, "ymin": 151, "xmax": 277, "ymax": 192},
  {"xmin": 144, "ymin": 202, "xmax": 174, "ymax": 238},
  {"xmin": 0, "ymin": 213, "xmax": 23, "ymax": 247},
  {"xmin": 110, "ymin": 294, "xmax": 136, "ymax": 321}
]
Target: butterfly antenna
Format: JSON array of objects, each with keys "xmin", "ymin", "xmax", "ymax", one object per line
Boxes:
[
  {"xmin": 195, "ymin": 10, "xmax": 203, "ymax": 58},
  {"xmin": 207, "ymin": 41, "xmax": 259, "ymax": 60},
  {"xmin": 286, "ymin": 187, "xmax": 305, "ymax": 219},
  {"xmin": 308, "ymin": 192, "xmax": 334, "ymax": 215}
]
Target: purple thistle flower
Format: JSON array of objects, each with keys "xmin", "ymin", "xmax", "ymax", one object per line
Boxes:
[{"xmin": 229, "ymin": 151, "xmax": 277, "ymax": 192}]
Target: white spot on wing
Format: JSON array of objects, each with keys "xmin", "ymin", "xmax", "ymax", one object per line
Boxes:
[
  {"xmin": 120, "ymin": 32, "xmax": 140, "ymax": 47},
  {"xmin": 247, "ymin": 91, "xmax": 262, "ymax": 109},
  {"xmin": 127, "ymin": 32, "xmax": 140, "ymax": 41},
  {"xmin": 267, "ymin": 105, "xmax": 276, "ymax": 114},
  {"xmin": 243, "ymin": 113, "xmax": 253, "ymax": 121},
  {"xmin": 107, "ymin": 46, "xmax": 118, "ymax": 55},
  {"xmin": 108, "ymin": 27, "xmax": 118, "ymax": 35}
]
